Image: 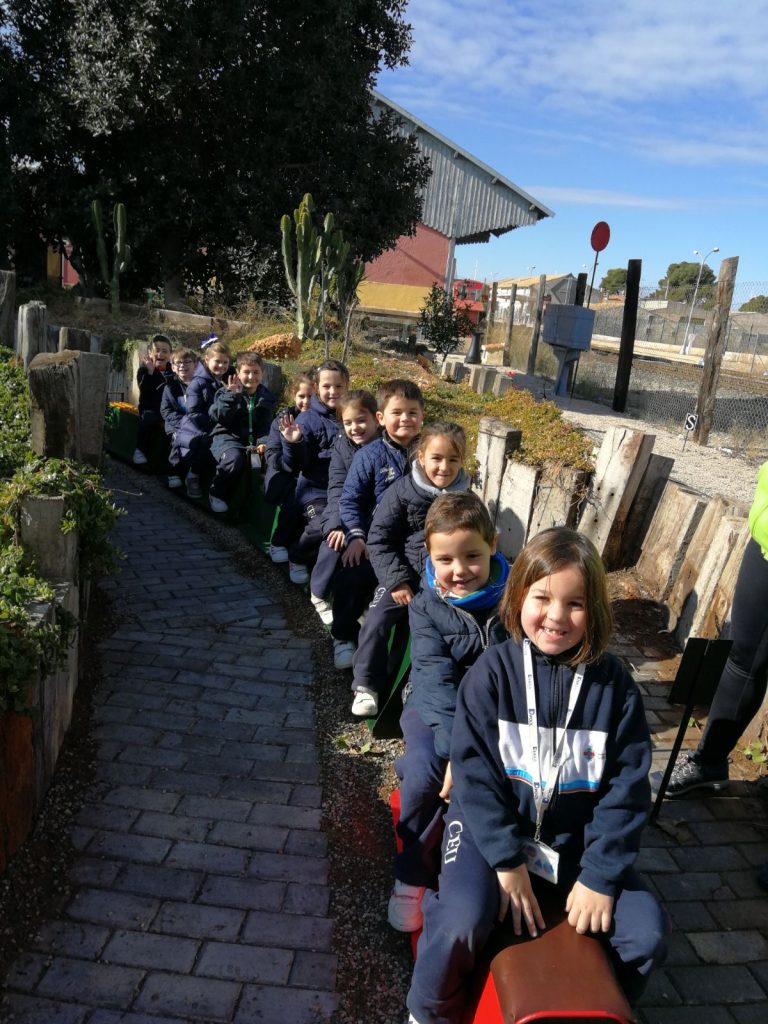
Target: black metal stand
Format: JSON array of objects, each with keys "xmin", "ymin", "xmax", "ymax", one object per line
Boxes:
[{"xmin": 465, "ymin": 329, "xmax": 483, "ymax": 365}]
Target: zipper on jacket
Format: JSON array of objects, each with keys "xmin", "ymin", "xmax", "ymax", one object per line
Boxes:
[{"xmin": 452, "ymin": 606, "xmax": 498, "ymax": 652}]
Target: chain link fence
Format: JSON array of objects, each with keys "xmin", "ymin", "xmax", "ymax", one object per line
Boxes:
[{"xmin": 568, "ymin": 280, "xmax": 768, "ymax": 460}]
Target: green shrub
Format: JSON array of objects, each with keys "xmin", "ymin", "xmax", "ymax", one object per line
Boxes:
[{"xmin": 0, "ymin": 351, "xmax": 32, "ymax": 479}]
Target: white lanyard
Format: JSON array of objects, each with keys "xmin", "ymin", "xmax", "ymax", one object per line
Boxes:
[{"xmin": 522, "ymin": 639, "xmax": 585, "ymax": 841}]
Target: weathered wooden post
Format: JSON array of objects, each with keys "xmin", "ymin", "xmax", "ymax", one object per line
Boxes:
[
  {"xmin": 612, "ymin": 259, "xmax": 641, "ymax": 413},
  {"xmin": 0, "ymin": 269, "xmax": 16, "ymax": 347},
  {"xmin": 17, "ymin": 301, "xmax": 49, "ymax": 370},
  {"xmin": 502, "ymin": 284, "xmax": 517, "ymax": 367},
  {"xmin": 526, "ymin": 274, "xmax": 547, "ymax": 375},
  {"xmin": 472, "ymin": 417, "xmax": 521, "ymax": 523},
  {"xmin": 487, "ymin": 281, "xmax": 498, "ymax": 333},
  {"xmin": 693, "ymin": 256, "xmax": 739, "ymax": 446},
  {"xmin": 574, "ymin": 273, "xmax": 588, "ymax": 307}
]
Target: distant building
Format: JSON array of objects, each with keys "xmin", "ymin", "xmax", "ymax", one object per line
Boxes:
[
  {"xmin": 357, "ymin": 92, "xmax": 553, "ymax": 323},
  {"xmin": 493, "ymin": 273, "xmax": 578, "ymax": 325}
]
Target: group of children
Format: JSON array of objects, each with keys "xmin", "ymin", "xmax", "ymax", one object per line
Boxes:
[
  {"xmin": 133, "ymin": 333, "xmax": 276, "ymax": 512},
  {"xmin": 131, "ymin": 337, "xmax": 667, "ymax": 1023}
]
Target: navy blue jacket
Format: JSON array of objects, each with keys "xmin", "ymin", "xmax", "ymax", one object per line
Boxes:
[
  {"xmin": 176, "ymin": 362, "xmax": 225, "ymax": 450},
  {"xmin": 339, "ymin": 433, "xmax": 411, "ymax": 543},
  {"xmin": 209, "ymin": 384, "xmax": 277, "ymax": 460},
  {"xmin": 160, "ymin": 375, "xmax": 188, "ymax": 436},
  {"xmin": 451, "ymin": 639, "xmax": 652, "ymax": 896},
  {"xmin": 137, "ymin": 365, "xmax": 173, "ymax": 414},
  {"xmin": 280, "ymin": 395, "xmax": 340, "ymax": 508},
  {"xmin": 321, "ymin": 432, "xmax": 380, "ymax": 535},
  {"xmin": 408, "ymin": 583, "xmax": 508, "ymax": 760},
  {"xmin": 264, "ymin": 404, "xmax": 299, "ymax": 504},
  {"xmin": 367, "ymin": 461, "xmax": 470, "ymax": 590}
]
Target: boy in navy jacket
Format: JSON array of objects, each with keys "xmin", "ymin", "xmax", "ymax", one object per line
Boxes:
[
  {"xmin": 133, "ymin": 333, "xmax": 173, "ymax": 466},
  {"xmin": 207, "ymin": 351, "xmax": 277, "ymax": 513},
  {"xmin": 279, "ymin": 359, "xmax": 349, "ymax": 584},
  {"xmin": 160, "ymin": 347, "xmax": 198, "ymax": 488},
  {"xmin": 176, "ymin": 339, "xmax": 232, "ymax": 499},
  {"xmin": 389, "ymin": 492, "xmax": 509, "ymax": 933}
]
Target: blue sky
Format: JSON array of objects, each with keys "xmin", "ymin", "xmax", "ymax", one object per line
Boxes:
[{"xmin": 375, "ymin": 0, "xmax": 768, "ymax": 298}]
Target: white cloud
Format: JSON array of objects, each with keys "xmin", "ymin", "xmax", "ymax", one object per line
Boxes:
[{"xmin": 524, "ymin": 186, "xmax": 694, "ymax": 209}]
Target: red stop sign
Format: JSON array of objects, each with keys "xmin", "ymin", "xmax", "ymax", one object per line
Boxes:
[{"xmin": 591, "ymin": 221, "xmax": 610, "ymax": 252}]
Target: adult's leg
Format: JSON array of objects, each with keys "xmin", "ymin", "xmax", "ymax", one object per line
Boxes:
[
  {"xmin": 395, "ymin": 701, "xmax": 447, "ymax": 887},
  {"xmin": 697, "ymin": 537, "xmax": 768, "ymax": 764},
  {"xmin": 210, "ymin": 447, "xmax": 247, "ymax": 501},
  {"xmin": 407, "ymin": 803, "xmax": 499, "ymax": 1024},
  {"xmin": 604, "ymin": 869, "xmax": 668, "ymax": 1005},
  {"xmin": 330, "ymin": 560, "xmax": 377, "ymax": 644},
  {"xmin": 352, "ymin": 587, "xmax": 407, "ymax": 696}
]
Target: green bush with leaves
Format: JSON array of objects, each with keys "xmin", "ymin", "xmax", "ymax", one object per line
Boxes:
[
  {"xmin": 0, "ymin": 351, "xmax": 32, "ymax": 479},
  {"xmin": 418, "ymin": 284, "xmax": 474, "ymax": 360}
]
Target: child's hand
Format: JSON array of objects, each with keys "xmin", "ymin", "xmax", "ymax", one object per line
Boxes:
[
  {"xmin": 342, "ymin": 539, "xmax": 367, "ymax": 566},
  {"xmin": 439, "ymin": 763, "xmax": 453, "ymax": 802},
  {"xmin": 279, "ymin": 412, "xmax": 302, "ymax": 443},
  {"xmin": 142, "ymin": 353, "xmax": 156, "ymax": 374},
  {"xmin": 565, "ymin": 881, "xmax": 614, "ymax": 934},
  {"xmin": 256, "ymin": 443, "xmax": 266, "ymax": 454},
  {"xmin": 326, "ymin": 529, "xmax": 346, "ymax": 552},
  {"xmin": 227, "ymin": 373, "xmax": 243, "ymax": 393},
  {"xmin": 391, "ymin": 583, "xmax": 414, "ymax": 606},
  {"xmin": 496, "ymin": 865, "xmax": 546, "ymax": 936}
]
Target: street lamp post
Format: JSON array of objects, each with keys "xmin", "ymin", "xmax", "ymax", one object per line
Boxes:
[{"xmin": 680, "ymin": 247, "xmax": 719, "ymax": 356}]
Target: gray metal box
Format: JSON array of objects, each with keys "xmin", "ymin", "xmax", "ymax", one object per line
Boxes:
[{"xmin": 542, "ymin": 304, "xmax": 595, "ymax": 351}]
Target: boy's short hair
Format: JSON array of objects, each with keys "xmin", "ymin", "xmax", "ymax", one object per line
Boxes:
[
  {"xmin": 316, "ymin": 358, "xmax": 349, "ymax": 382},
  {"xmin": 499, "ymin": 527, "xmax": 612, "ymax": 666},
  {"xmin": 150, "ymin": 333, "xmax": 172, "ymax": 350},
  {"xmin": 425, "ymin": 492, "xmax": 495, "ymax": 548},
  {"xmin": 202, "ymin": 340, "xmax": 231, "ymax": 359},
  {"xmin": 339, "ymin": 389, "xmax": 377, "ymax": 418},
  {"xmin": 377, "ymin": 378, "xmax": 424, "ymax": 411},
  {"xmin": 237, "ymin": 351, "xmax": 263, "ymax": 369},
  {"xmin": 172, "ymin": 347, "xmax": 198, "ymax": 363}
]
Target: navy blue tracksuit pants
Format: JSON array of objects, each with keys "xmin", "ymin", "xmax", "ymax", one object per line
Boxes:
[
  {"xmin": 310, "ymin": 541, "xmax": 340, "ymax": 600},
  {"xmin": 288, "ymin": 500, "xmax": 327, "ymax": 567},
  {"xmin": 395, "ymin": 701, "xmax": 446, "ymax": 887},
  {"xmin": 210, "ymin": 447, "xmax": 247, "ymax": 501},
  {"xmin": 352, "ymin": 584, "xmax": 410, "ymax": 695},
  {"xmin": 330, "ymin": 560, "xmax": 377, "ymax": 644},
  {"xmin": 407, "ymin": 803, "xmax": 668, "ymax": 1024}
]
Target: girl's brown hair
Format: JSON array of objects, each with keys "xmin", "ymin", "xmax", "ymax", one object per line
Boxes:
[
  {"xmin": 417, "ymin": 421, "xmax": 467, "ymax": 463},
  {"xmin": 287, "ymin": 370, "xmax": 315, "ymax": 397},
  {"xmin": 338, "ymin": 389, "xmax": 377, "ymax": 419},
  {"xmin": 202, "ymin": 340, "xmax": 231, "ymax": 361},
  {"xmin": 499, "ymin": 527, "xmax": 612, "ymax": 665}
]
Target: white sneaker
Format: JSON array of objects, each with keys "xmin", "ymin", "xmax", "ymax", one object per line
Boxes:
[
  {"xmin": 132, "ymin": 448, "xmax": 148, "ymax": 465},
  {"xmin": 289, "ymin": 562, "xmax": 309, "ymax": 585},
  {"xmin": 333, "ymin": 640, "xmax": 356, "ymax": 670},
  {"xmin": 351, "ymin": 688, "xmax": 378, "ymax": 717},
  {"xmin": 167, "ymin": 475, "xmax": 183, "ymax": 489},
  {"xmin": 269, "ymin": 544, "xmax": 289, "ymax": 564},
  {"xmin": 209, "ymin": 495, "xmax": 228, "ymax": 513},
  {"xmin": 311, "ymin": 593, "xmax": 334, "ymax": 626},
  {"xmin": 185, "ymin": 473, "xmax": 202, "ymax": 499},
  {"xmin": 388, "ymin": 880, "xmax": 427, "ymax": 932}
]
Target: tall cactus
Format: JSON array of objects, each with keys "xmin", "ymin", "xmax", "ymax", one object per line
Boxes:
[
  {"xmin": 91, "ymin": 199, "xmax": 131, "ymax": 318},
  {"xmin": 280, "ymin": 193, "xmax": 320, "ymax": 340}
]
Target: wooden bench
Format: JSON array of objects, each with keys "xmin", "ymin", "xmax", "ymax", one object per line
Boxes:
[{"xmin": 390, "ymin": 790, "xmax": 635, "ymax": 1024}]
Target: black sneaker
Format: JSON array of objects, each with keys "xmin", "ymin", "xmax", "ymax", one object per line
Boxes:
[{"xmin": 657, "ymin": 751, "xmax": 729, "ymax": 798}]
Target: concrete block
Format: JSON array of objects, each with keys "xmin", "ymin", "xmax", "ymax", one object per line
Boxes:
[
  {"xmin": 102, "ymin": 929, "xmax": 199, "ymax": 972},
  {"xmin": 36, "ymin": 958, "xmax": 144, "ymax": 1009},
  {"xmin": 496, "ymin": 460, "xmax": 539, "ymax": 560},
  {"xmin": 195, "ymin": 940, "xmax": 293, "ymax": 983},
  {"xmin": 288, "ymin": 950, "xmax": 338, "ymax": 991},
  {"xmin": 135, "ymin": 973, "xmax": 240, "ymax": 1020},
  {"xmin": 76, "ymin": 352, "xmax": 110, "ymax": 466},
  {"xmin": 472, "ymin": 417, "xmax": 521, "ymax": 515},
  {"xmin": 199, "ymin": 875, "xmax": 285, "ymax": 911},
  {"xmin": 151, "ymin": 900, "xmax": 245, "ymax": 940},
  {"xmin": 19, "ymin": 496, "xmax": 78, "ymax": 584},
  {"xmin": 242, "ymin": 909, "xmax": 334, "ymax": 950},
  {"xmin": 235, "ymin": 986, "xmax": 338, "ymax": 1024},
  {"xmin": 492, "ymin": 372, "xmax": 515, "ymax": 396}
]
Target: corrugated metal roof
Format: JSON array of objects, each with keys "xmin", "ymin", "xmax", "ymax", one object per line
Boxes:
[{"xmin": 372, "ymin": 91, "xmax": 554, "ymax": 243}]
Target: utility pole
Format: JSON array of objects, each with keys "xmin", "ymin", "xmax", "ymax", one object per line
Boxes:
[{"xmin": 693, "ymin": 256, "xmax": 739, "ymax": 446}]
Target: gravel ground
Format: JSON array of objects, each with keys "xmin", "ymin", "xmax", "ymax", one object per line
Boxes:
[{"xmin": 556, "ymin": 394, "xmax": 759, "ymax": 505}]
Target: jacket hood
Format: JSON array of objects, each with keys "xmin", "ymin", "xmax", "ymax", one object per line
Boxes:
[{"xmin": 410, "ymin": 458, "xmax": 470, "ymax": 498}]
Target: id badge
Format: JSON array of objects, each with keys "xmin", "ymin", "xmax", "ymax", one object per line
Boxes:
[
  {"xmin": 521, "ymin": 838, "xmax": 560, "ymax": 884},
  {"xmin": 250, "ymin": 451, "xmax": 261, "ymax": 470}
]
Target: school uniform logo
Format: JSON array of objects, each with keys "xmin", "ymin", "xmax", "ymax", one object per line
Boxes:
[
  {"xmin": 380, "ymin": 466, "xmax": 396, "ymax": 482},
  {"xmin": 444, "ymin": 820, "xmax": 463, "ymax": 864}
]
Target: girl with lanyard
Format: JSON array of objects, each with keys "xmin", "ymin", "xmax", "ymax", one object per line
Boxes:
[{"xmin": 406, "ymin": 527, "xmax": 667, "ymax": 1024}]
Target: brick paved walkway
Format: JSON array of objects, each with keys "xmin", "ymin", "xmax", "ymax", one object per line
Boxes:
[
  {"xmin": 3, "ymin": 472, "xmax": 768, "ymax": 1023},
  {"xmin": 2, "ymin": 482, "xmax": 338, "ymax": 1023}
]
